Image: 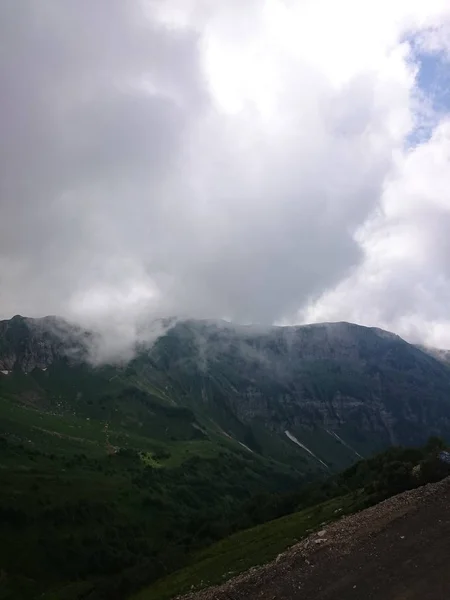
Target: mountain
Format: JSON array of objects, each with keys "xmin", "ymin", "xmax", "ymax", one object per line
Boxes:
[
  {"xmin": 3, "ymin": 315, "xmax": 450, "ymax": 470},
  {"xmin": 0, "ymin": 314, "xmax": 90, "ymax": 372},
  {"xmin": 143, "ymin": 319, "xmax": 450, "ymax": 464},
  {"xmin": 2, "ymin": 314, "xmax": 450, "ymax": 598}
]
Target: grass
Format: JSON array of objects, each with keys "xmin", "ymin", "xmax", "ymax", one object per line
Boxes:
[
  {"xmin": 131, "ymin": 492, "xmax": 362, "ymax": 600},
  {"xmin": 0, "ymin": 383, "xmax": 306, "ymax": 600},
  {"xmin": 1, "ymin": 360, "xmax": 448, "ymax": 600}
]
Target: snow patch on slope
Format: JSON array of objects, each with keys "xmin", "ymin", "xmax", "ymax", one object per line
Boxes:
[
  {"xmin": 238, "ymin": 441, "xmax": 254, "ymax": 454},
  {"xmin": 285, "ymin": 430, "xmax": 329, "ymax": 469},
  {"xmin": 326, "ymin": 429, "xmax": 363, "ymax": 459},
  {"xmin": 217, "ymin": 425, "xmax": 254, "ymax": 453}
]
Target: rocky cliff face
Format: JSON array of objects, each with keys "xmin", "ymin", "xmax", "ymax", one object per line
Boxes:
[
  {"xmin": 2, "ymin": 315, "xmax": 450, "ymax": 464},
  {"xmin": 144, "ymin": 320, "xmax": 450, "ymax": 452},
  {"xmin": 0, "ymin": 315, "xmax": 87, "ymax": 372}
]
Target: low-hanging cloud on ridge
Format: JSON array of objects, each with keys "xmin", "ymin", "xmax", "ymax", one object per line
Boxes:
[{"xmin": 1, "ymin": 0, "xmax": 450, "ymax": 357}]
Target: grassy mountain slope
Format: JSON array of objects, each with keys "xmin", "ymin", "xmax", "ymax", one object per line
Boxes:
[
  {"xmin": 2, "ymin": 316, "xmax": 450, "ymax": 598},
  {"xmin": 0, "ymin": 357, "xmax": 315, "ymax": 599},
  {"xmin": 0, "ymin": 388, "xmax": 308, "ymax": 599},
  {"xmin": 137, "ymin": 319, "xmax": 450, "ymax": 460},
  {"xmin": 133, "ymin": 438, "xmax": 450, "ymax": 600},
  {"xmin": 5, "ymin": 315, "xmax": 450, "ymax": 469}
]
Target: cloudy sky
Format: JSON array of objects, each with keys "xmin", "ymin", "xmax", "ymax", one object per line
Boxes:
[{"xmin": 1, "ymin": 0, "xmax": 450, "ymax": 348}]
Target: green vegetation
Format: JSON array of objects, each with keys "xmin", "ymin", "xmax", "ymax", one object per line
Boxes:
[
  {"xmin": 132, "ymin": 494, "xmax": 360, "ymax": 600},
  {"xmin": 0, "ymin": 368, "xmax": 312, "ymax": 600},
  {"xmin": 1, "ymin": 361, "xmax": 449, "ymax": 600},
  {"xmin": 134, "ymin": 437, "xmax": 450, "ymax": 600},
  {"xmin": 3, "ymin": 317, "xmax": 450, "ymax": 599}
]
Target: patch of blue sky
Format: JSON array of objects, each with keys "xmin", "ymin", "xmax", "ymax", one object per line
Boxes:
[{"xmin": 405, "ymin": 34, "xmax": 450, "ymax": 148}]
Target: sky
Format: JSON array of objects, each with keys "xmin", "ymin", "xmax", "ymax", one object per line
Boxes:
[{"xmin": 1, "ymin": 0, "xmax": 450, "ymax": 351}]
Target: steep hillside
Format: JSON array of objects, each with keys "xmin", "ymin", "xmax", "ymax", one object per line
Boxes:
[
  {"xmin": 138, "ymin": 318, "xmax": 450, "ymax": 467},
  {"xmin": 156, "ymin": 321, "xmax": 450, "ymax": 452},
  {"xmin": 0, "ymin": 317, "xmax": 314, "ymax": 599},
  {"xmin": 2, "ymin": 315, "xmax": 450, "ymax": 598},
  {"xmin": 170, "ymin": 472, "xmax": 450, "ymax": 600},
  {"xmin": 134, "ymin": 439, "xmax": 450, "ymax": 599},
  {"xmin": 0, "ymin": 377, "xmax": 304, "ymax": 600},
  {"xmin": 3, "ymin": 315, "xmax": 450, "ymax": 470},
  {"xmin": 0, "ymin": 315, "xmax": 88, "ymax": 372}
]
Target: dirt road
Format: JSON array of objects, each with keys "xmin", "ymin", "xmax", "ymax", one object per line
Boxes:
[{"xmin": 182, "ymin": 477, "xmax": 450, "ymax": 600}]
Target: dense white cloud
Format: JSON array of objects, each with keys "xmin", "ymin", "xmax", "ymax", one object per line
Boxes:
[
  {"xmin": 1, "ymin": 0, "xmax": 450, "ymax": 349},
  {"xmin": 304, "ymin": 118, "xmax": 450, "ymax": 346}
]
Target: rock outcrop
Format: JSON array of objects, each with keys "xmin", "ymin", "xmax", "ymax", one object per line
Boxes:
[
  {"xmin": 0, "ymin": 315, "xmax": 87, "ymax": 372},
  {"xmin": 2, "ymin": 315, "xmax": 450, "ymax": 465}
]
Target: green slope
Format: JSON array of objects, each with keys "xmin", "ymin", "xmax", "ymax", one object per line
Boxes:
[
  {"xmin": 131, "ymin": 493, "xmax": 359, "ymax": 600},
  {"xmin": 3, "ymin": 316, "xmax": 450, "ymax": 598},
  {"xmin": 0, "ymin": 364, "xmax": 316, "ymax": 600},
  {"xmin": 1, "ymin": 360, "xmax": 449, "ymax": 599},
  {"xmin": 132, "ymin": 439, "xmax": 450, "ymax": 600}
]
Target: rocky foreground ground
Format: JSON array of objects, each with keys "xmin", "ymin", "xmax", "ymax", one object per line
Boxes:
[{"xmin": 181, "ymin": 477, "xmax": 450, "ymax": 600}]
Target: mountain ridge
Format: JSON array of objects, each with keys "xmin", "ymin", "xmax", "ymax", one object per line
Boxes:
[{"xmin": 2, "ymin": 314, "xmax": 450, "ymax": 469}]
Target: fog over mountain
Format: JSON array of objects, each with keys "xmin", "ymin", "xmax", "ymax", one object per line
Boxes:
[{"xmin": 1, "ymin": 1, "xmax": 450, "ymax": 352}]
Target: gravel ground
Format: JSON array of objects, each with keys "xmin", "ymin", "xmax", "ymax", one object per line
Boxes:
[{"xmin": 180, "ymin": 477, "xmax": 450, "ymax": 600}]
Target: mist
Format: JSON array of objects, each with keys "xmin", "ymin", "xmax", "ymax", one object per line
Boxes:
[{"xmin": 1, "ymin": 2, "xmax": 450, "ymax": 353}]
